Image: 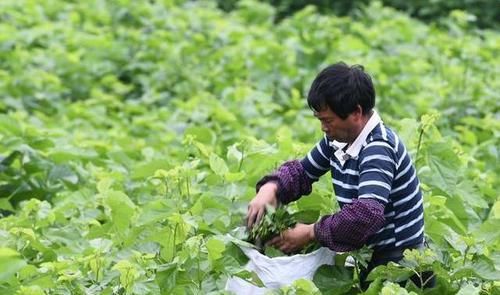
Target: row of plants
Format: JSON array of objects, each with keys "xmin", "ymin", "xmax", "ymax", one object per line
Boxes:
[
  {"xmin": 0, "ymin": 0, "xmax": 498, "ymax": 294},
  {"xmin": 218, "ymin": 0, "xmax": 500, "ymax": 29}
]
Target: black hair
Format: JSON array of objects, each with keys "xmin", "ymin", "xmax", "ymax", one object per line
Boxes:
[{"xmin": 307, "ymin": 62, "xmax": 375, "ymax": 119}]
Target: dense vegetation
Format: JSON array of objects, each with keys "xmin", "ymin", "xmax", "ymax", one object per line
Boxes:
[
  {"xmin": 217, "ymin": 0, "xmax": 500, "ymax": 29},
  {"xmin": 0, "ymin": 0, "xmax": 498, "ymax": 294}
]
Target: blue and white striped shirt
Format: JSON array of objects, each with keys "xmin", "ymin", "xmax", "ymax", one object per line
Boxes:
[{"xmin": 301, "ymin": 111, "xmax": 424, "ymax": 251}]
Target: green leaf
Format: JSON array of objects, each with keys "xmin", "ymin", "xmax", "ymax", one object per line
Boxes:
[
  {"xmin": 223, "ymin": 242, "xmax": 249, "ymax": 266},
  {"xmin": 89, "ymin": 238, "xmax": 113, "ymax": 252},
  {"xmin": 227, "ymin": 144, "xmax": 244, "ymax": 167},
  {"xmin": 152, "ymin": 227, "xmax": 175, "ymax": 262},
  {"xmin": 366, "ymin": 262, "xmax": 413, "ymax": 283},
  {"xmin": 456, "ymin": 283, "xmax": 481, "ymax": 295},
  {"xmin": 0, "ymin": 150, "xmax": 22, "ymax": 169},
  {"xmin": 47, "ymin": 164, "xmax": 79, "ymax": 185},
  {"xmin": 156, "ymin": 263, "xmax": 178, "ymax": 294},
  {"xmin": 206, "ymin": 237, "xmax": 225, "ymax": 263},
  {"xmin": 233, "ymin": 269, "xmax": 265, "ymax": 288},
  {"xmin": 362, "ymin": 278, "xmax": 383, "ymax": 295},
  {"xmin": 0, "ymin": 114, "xmax": 22, "ymax": 136},
  {"xmin": 454, "ymin": 181, "xmax": 488, "ymax": 209},
  {"xmin": 104, "ymin": 191, "xmax": 136, "ymax": 232},
  {"xmin": 209, "ymin": 153, "xmax": 229, "ymax": 177},
  {"xmin": 453, "ymin": 255, "xmax": 500, "ymax": 281},
  {"xmin": 136, "ymin": 200, "xmax": 171, "ymax": 226},
  {"xmin": 184, "ymin": 126, "xmax": 216, "ymax": 145},
  {"xmin": 112, "ymin": 260, "xmax": 139, "ymax": 292},
  {"xmin": 285, "ymin": 278, "xmax": 322, "ymax": 294},
  {"xmin": 190, "ymin": 194, "xmax": 226, "ymax": 216},
  {"xmin": 442, "ymin": 196, "xmax": 469, "ymax": 235},
  {"xmin": 313, "ymin": 265, "xmax": 354, "ymax": 294},
  {"xmin": 0, "ymin": 198, "xmax": 14, "ymax": 211},
  {"xmin": 131, "ymin": 159, "xmax": 170, "ymax": 180},
  {"xmin": 292, "ymin": 210, "xmax": 320, "ymax": 224},
  {"xmin": 213, "ymin": 105, "xmax": 237, "ymax": 123},
  {"xmin": 474, "ymin": 218, "xmax": 500, "ymax": 245},
  {"xmin": 16, "ymin": 286, "xmax": 45, "ymax": 295},
  {"xmin": 379, "ymin": 282, "xmax": 418, "ymax": 294},
  {"xmin": 423, "ymin": 142, "xmax": 461, "ymax": 194},
  {"xmin": 167, "ymin": 213, "xmax": 196, "ymax": 246},
  {"xmin": 225, "ymin": 171, "xmax": 246, "ymax": 182},
  {"xmin": 264, "ymin": 245, "xmax": 285, "ymax": 257},
  {"xmin": 0, "ymin": 247, "xmax": 27, "ymax": 282},
  {"xmin": 491, "ymin": 201, "xmax": 500, "ymax": 219}
]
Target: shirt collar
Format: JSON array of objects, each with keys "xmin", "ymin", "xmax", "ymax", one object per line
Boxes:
[{"xmin": 329, "ymin": 110, "xmax": 382, "ymax": 164}]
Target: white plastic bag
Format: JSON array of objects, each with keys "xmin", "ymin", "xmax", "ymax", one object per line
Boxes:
[{"xmin": 225, "ymin": 246, "xmax": 335, "ymax": 294}]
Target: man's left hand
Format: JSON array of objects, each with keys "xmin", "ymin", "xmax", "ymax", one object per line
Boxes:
[{"xmin": 266, "ymin": 223, "xmax": 315, "ymax": 253}]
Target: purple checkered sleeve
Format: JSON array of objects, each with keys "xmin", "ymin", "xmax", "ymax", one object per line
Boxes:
[
  {"xmin": 256, "ymin": 160, "xmax": 386, "ymax": 251},
  {"xmin": 255, "ymin": 160, "xmax": 313, "ymax": 204},
  {"xmin": 314, "ymin": 199, "xmax": 386, "ymax": 252}
]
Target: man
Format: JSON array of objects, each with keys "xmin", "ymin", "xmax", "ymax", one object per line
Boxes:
[{"xmin": 246, "ymin": 62, "xmax": 434, "ymax": 289}]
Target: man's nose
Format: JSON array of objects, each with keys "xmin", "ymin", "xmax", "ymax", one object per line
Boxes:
[{"xmin": 321, "ymin": 123, "xmax": 328, "ymax": 133}]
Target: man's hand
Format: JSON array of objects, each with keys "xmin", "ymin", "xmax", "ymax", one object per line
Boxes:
[
  {"xmin": 246, "ymin": 182, "xmax": 278, "ymax": 229},
  {"xmin": 266, "ymin": 223, "xmax": 315, "ymax": 253}
]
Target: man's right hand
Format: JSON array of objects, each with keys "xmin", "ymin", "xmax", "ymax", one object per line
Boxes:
[{"xmin": 246, "ymin": 182, "xmax": 279, "ymax": 229}]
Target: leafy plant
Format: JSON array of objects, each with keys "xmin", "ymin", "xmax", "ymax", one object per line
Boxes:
[
  {"xmin": 247, "ymin": 205, "xmax": 297, "ymax": 248},
  {"xmin": 0, "ymin": 0, "xmax": 497, "ymax": 294}
]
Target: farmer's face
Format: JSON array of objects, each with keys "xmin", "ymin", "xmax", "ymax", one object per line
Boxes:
[{"xmin": 314, "ymin": 107, "xmax": 359, "ymax": 143}]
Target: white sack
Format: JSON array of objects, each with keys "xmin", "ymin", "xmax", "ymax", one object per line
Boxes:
[{"xmin": 225, "ymin": 246, "xmax": 335, "ymax": 294}]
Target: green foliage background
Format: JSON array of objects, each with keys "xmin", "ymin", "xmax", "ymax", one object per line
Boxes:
[
  {"xmin": 0, "ymin": 0, "xmax": 499, "ymax": 294},
  {"xmin": 218, "ymin": 0, "xmax": 500, "ymax": 29}
]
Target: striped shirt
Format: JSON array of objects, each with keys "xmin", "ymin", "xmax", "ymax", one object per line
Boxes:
[{"xmin": 301, "ymin": 111, "xmax": 424, "ymax": 251}]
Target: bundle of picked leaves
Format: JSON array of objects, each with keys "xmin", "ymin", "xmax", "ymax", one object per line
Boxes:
[{"xmin": 247, "ymin": 205, "xmax": 297, "ymax": 248}]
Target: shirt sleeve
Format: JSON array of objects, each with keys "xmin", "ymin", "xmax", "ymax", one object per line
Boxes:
[
  {"xmin": 256, "ymin": 160, "xmax": 312, "ymax": 204},
  {"xmin": 255, "ymin": 136, "xmax": 333, "ymax": 204},
  {"xmin": 299, "ymin": 135, "xmax": 333, "ymax": 181},
  {"xmin": 357, "ymin": 140, "xmax": 397, "ymax": 205},
  {"xmin": 313, "ymin": 199, "xmax": 385, "ymax": 252}
]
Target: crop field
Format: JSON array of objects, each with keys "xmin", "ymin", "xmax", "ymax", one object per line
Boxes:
[{"xmin": 0, "ymin": 0, "xmax": 498, "ymax": 294}]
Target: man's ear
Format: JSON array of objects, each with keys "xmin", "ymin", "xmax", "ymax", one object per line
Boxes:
[{"xmin": 352, "ymin": 105, "xmax": 363, "ymax": 120}]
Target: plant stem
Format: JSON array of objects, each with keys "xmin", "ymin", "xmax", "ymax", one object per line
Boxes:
[
  {"xmin": 95, "ymin": 253, "xmax": 101, "ymax": 282},
  {"xmin": 416, "ymin": 126, "xmax": 425, "ymax": 167},
  {"xmin": 422, "ymin": 273, "xmax": 436, "ymax": 288},
  {"xmin": 197, "ymin": 254, "xmax": 202, "ymax": 290},
  {"xmin": 463, "ymin": 246, "xmax": 469, "ymax": 266},
  {"xmin": 164, "ymin": 179, "xmax": 169, "ymax": 196},
  {"xmin": 354, "ymin": 258, "xmax": 363, "ymax": 292},
  {"xmin": 177, "ymin": 179, "xmax": 183, "ymax": 197},
  {"xmin": 238, "ymin": 146, "xmax": 245, "ymax": 172},
  {"xmin": 411, "ymin": 268, "xmax": 424, "ymax": 291},
  {"xmin": 172, "ymin": 224, "xmax": 178, "ymax": 261},
  {"xmin": 124, "ymin": 268, "xmax": 131, "ymax": 292}
]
